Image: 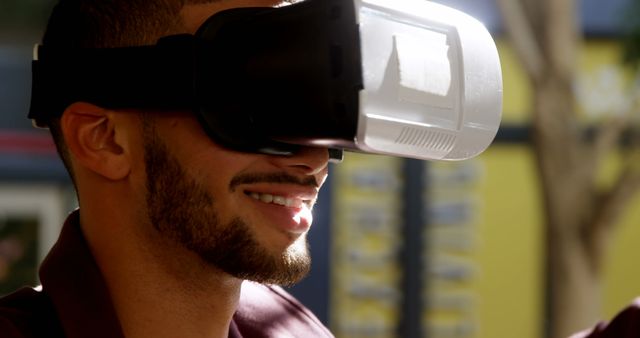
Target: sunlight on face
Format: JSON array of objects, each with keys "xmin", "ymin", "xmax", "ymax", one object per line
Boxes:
[{"xmin": 142, "ymin": 118, "xmax": 311, "ymax": 285}]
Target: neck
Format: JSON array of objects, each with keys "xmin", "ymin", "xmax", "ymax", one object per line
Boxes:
[{"xmin": 80, "ymin": 200, "xmax": 242, "ymax": 338}]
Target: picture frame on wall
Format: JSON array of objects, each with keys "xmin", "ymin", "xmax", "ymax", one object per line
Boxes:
[{"xmin": 0, "ymin": 184, "xmax": 70, "ymax": 296}]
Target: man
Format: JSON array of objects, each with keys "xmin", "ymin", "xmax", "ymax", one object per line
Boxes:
[{"xmin": 0, "ymin": 0, "xmax": 334, "ymax": 337}]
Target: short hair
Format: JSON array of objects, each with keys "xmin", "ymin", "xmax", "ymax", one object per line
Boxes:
[{"xmin": 38, "ymin": 0, "xmax": 217, "ymax": 179}]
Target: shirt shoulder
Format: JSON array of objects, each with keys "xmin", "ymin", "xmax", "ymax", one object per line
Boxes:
[
  {"xmin": 0, "ymin": 287, "xmax": 64, "ymax": 338},
  {"xmin": 571, "ymin": 298, "xmax": 640, "ymax": 338},
  {"xmin": 233, "ymin": 281, "xmax": 334, "ymax": 338}
]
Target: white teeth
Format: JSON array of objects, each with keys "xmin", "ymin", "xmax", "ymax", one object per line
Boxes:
[
  {"xmin": 260, "ymin": 194, "xmax": 273, "ymax": 203},
  {"xmin": 249, "ymin": 192, "xmax": 303, "ymax": 208}
]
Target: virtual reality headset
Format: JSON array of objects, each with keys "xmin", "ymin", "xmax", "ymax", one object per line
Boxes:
[{"xmin": 29, "ymin": 0, "xmax": 502, "ymax": 162}]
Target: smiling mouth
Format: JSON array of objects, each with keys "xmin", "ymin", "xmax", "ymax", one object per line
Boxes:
[{"xmin": 245, "ymin": 192, "xmax": 312, "ymax": 209}]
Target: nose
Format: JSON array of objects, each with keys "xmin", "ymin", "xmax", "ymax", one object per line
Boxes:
[{"xmin": 268, "ymin": 146, "xmax": 330, "ymax": 178}]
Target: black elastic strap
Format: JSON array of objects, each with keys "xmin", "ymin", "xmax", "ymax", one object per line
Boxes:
[{"xmin": 29, "ymin": 34, "xmax": 197, "ymax": 125}]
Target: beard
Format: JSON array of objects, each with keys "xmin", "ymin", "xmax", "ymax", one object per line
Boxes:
[{"xmin": 141, "ymin": 120, "xmax": 311, "ymax": 286}]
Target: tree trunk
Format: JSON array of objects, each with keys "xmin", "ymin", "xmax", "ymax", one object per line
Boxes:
[
  {"xmin": 495, "ymin": 0, "xmax": 640, "ymax": 337},
  {"xmin": 547, "ymin": 229, "xmax": 602, "ymax": 338},
  {"xmin": 532, "ymin": 73, "xmax": 601, "ymax": 338}
]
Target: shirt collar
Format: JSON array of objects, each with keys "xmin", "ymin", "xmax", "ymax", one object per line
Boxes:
[
  {"xmin": 39, "ymin": 210, "xmax": 125, "ymax": 338},
  {"xmin": 38, "ymin": 210, "xmax": 244, "ymax": 338}
]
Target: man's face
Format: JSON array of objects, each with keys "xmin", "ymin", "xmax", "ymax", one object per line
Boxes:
[
  {"xmin": 139, "ymin": 0, "xmax": 327, "ymax": 286},
  {"xmin": 143, "ymin": 115, "xmax": 327, "ymax": 285}
]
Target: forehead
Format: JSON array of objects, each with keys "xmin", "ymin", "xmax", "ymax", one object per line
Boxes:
[{"xmin": 181, "ymin": 0, "xmax": 297, "ymax": 34}]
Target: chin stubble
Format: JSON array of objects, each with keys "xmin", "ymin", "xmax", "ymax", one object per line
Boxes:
[{"xmin": 141, "ymin": 120, "xmax": 311, "ymax": 285}]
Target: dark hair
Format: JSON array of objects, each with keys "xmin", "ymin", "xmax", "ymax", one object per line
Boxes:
[
  {"xmin": 38, "ymin": 0, "xmax": 215, "ymax": 179},
  {"xmin": 41, "ymin": 0, "xmax": 185, "ymax": 49}
]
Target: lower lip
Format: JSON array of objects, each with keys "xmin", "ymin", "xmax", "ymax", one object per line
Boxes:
[{"xmin": 246, "ymin": 196, "xmax": 312, "ymax": 234}]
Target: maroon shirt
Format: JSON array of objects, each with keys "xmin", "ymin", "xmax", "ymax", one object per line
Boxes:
[
  {"xmin": 571, "ymin": 299, "xmax": 640, "ymax": 338},
  {"xmin": 0, "ymin": 211, "xmax": 333, "ymax": 338}
]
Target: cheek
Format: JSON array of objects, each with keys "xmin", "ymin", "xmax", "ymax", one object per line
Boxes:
[
  {"xmin": 154, "ymin": 115, "xmax": 262, "ymax": 207},
  {"xmin": 170, "ymin": 140, "xmax": 247, "ymax": 211},
  {"xmin": 129, "ymin": 143, "xmax": 149, "ymax": 182},
  {"xmin": 179, "ymin": 144, "xmax": 242, "ymax": 189},
  {"xmin": 126, "ymin": 137, "xmax": 153, "ymax": 210}
]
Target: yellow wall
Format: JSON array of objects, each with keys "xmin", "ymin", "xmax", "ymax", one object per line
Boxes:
[
  {"xmin": 601, "ymin": 153, "xmax": 640, "ymax": 319},
  {"xmin": 475, "ymin": 38, "xmax": 640, "ymax": 337},
  {"xmin": 581, "ymin": 41, "xmax": 640, "ymax": 319},
  {"xmin": 497, "ymin": 40, "xmax": 533, "ymax": 123},
  {"xmin": 473, "ymin": 146, "xmax": 543, "ymax": 338},
  {"xmin": 471, "ymin": 146, "xmax": 640, "ymax": 338},
  {"xmin": 603, "ymin": 191, "xmax": 640, "ymax": 318}
]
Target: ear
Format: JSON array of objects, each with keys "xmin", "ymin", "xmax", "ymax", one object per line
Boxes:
[{"xmin": 61, "ymin": 102, "xmax": 131, "ymax": 180}]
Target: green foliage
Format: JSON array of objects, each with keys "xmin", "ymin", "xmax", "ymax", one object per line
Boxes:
[
  {"xmin": 0, "ymin": 0, "xmax": 54, "ymax": 30},
  {"xmin": 622, "ymin": 0, "xmax": 640, "ymax": 70},
  {"xmin": 0, "ymin": 217, "xmax": 39, "ymax": 296}
]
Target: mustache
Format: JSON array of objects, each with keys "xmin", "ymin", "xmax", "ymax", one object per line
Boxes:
[{"xmin": 229, "ymin": 172, "xmax": 319, "ymax": 192}]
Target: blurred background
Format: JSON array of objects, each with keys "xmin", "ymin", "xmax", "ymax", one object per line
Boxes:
[{"xmin": 1, "ymin": 1, "xmax": 640, "ymax": 338}]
